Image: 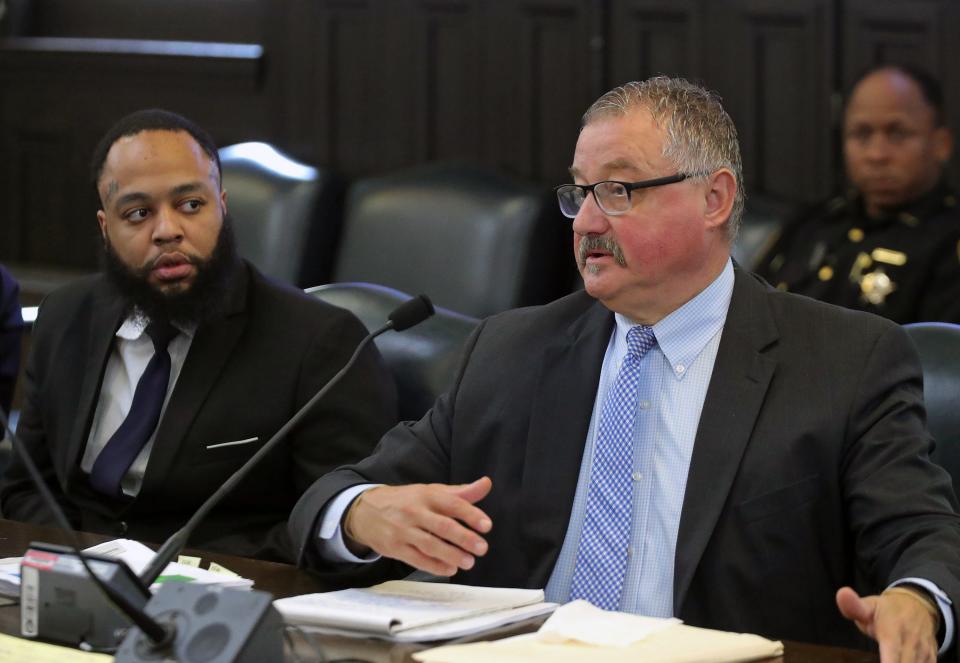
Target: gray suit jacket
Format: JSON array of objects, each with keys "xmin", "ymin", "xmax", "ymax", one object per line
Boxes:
[
  {"xmin": 290, "ymin": 267, "xmax": 960, "ymax": 651},
  {"xmin": 1, "ymin": 261, "xmax": 398, "ymax": 561}
]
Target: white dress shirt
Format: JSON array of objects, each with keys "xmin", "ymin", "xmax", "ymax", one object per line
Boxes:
[{"xmin": 79, "ymin": 314, "xmax": 194, "ymax": 497}]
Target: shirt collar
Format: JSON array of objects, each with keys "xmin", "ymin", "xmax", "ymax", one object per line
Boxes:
[
  {"xmin": 116, "ymin": 311, "xmax": 196, "ymax": 341},
  {"xmin": 614, "ymin": 258, "xmax": 734, "ymax": 379}
]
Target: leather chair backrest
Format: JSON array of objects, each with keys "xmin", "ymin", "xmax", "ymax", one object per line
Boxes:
[
  {"xmin": 307, "ymin": 282, "xmax": 479, "ymax": 422},
  {"xmin": 903, "ymin": 322, "xmax": 960, "ymax": 497},
  {"xmin": 219, "ymin": 142, "xmax": 343, "ymax": 287},
  {"xmin": 732, "ymin": 195, "xmax": 797, "ymax": 271},
  {"xmin": 332, "ymin": 161, "xmax": 570, "ymax": 319}
]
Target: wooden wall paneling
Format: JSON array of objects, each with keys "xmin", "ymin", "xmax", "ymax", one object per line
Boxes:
[
  {"xmin": 27, "ymin": 0, "xmax": 265, "ymax": 43},
  {"xmin": 300, "ymin": 0, "xmax": 393, "ymax": 177},
  {"xmin": 407, "ymin": 0, "xmax": 483, "ymax": 164},
  {"xmin": 842, "ymin": 0, "xmax": 943, "ymax": 79},
  {"xmin": 608, "ymin": 0, "xmax": 704, "ymax": 86},
  {"xmin": 706, "ymin": 0, "xmax": 834, "ymax": 203},
  {"xmin": 484, "ymin": 0, "xmax": 600, "ymax": 184}
]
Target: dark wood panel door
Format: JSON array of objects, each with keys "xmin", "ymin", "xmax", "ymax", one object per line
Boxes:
[
  {"xmin": 706, "ymin": 0, "xmax": 835, "ymax": 203},
  {"xmin": 484, "ymin": 0, "xmax": 600, "ymax": 184}
]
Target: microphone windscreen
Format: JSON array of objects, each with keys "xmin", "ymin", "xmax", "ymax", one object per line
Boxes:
[{"xmin": 389, "ymin": 295, "xmax": 435, "ymax": 331}]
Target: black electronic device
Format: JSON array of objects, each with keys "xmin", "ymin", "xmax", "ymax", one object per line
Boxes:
[
  {"xmin": 20, "ymin": 542, "xmax": 149, "ymax": 649},
  {"xmin": 114, "ymin": 583, "xmax": 282, "ymax": 663}
]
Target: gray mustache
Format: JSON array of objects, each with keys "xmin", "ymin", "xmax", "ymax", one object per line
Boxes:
[{"xmin": 578, "ymin": 235, "xmax": 627, "ymax": 268}]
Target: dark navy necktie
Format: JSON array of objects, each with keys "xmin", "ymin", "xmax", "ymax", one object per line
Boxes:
[{"xmin": 89, "ymin": 320, "xmax": 178, "ymax": 498}]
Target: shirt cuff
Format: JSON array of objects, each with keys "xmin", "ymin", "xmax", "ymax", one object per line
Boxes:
[
  {"xmin": 890, "ymin": 577, "xmax": 954, "ymax": 655},
  {"xmin": 315, "ymin": 484, "xmax": 382, "ymax": 564}
]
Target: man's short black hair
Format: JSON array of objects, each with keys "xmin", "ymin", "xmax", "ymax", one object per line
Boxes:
[
  {"xmin": 90, "ymin": 108, "xmax": 221, "ymax": 208},
  {"xmin": 847, "ymin": 63, "xmax": 945, "ymax": 126}
]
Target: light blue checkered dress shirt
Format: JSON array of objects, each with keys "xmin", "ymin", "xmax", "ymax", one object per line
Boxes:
[{"xmin": 545, "ymin": 259, "xmax": 734, "ymax": 616}]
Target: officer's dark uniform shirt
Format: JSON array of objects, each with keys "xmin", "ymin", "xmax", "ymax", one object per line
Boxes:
[{"xmin": 755, "ymin": 181, "xmax": 960, "ymax": 324}]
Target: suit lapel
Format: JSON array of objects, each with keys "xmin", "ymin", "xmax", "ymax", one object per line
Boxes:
[
  {"xmin": 521, "ymin": 297, "xmax": 614, "ymax": 587},
  {"xmin": 137, "ymin": 263, "xmax": 250, "ymax": 494},
  {"xmin": 61, "ymin": 281, "xmax": 125, "ymax": 490},
  {"xmin": 673, "ymin": 271, "xmax": 780, "ymax": 612}
]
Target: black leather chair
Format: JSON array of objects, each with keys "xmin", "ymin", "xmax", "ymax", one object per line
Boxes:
[
  {"xmin": 903, "ymin": 322, "xmax": 960, "ymax": 497},
  {"xmin": 307, "ymin": 282, "xmax": 479, "ymax": 422},
  {"xmin": 732, "ymin": 195, "xmax": 797, "ymax": 270},
  {"xmin": 332, "ymin": 161, "xmax": 571, "ymax": 319},
  {"xmin": 219, "ymin": 142, "xmax": 344, "ymax": 287}
]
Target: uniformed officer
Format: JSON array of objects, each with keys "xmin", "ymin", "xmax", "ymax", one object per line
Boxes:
[{"xmin": 756, "ymin": 64, "xmax": 960, "ymax": 324}]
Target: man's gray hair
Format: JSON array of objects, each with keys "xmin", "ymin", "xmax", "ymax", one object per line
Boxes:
[{"xmin": 583, "ymin": 76, "xmax": 745, "ymax": 238}]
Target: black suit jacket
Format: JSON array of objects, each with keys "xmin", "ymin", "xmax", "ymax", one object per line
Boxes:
[
  {"xmin": 1, "ymin": 261, "xmax": 397, "ymax": 561},
  {"xmin": 290, "ymin": 268, "xmax": 960, "ymax": 651}
]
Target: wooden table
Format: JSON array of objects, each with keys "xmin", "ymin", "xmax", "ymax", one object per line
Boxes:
[{"xmin": 0, "ymin": 519, "xmax": 878, "ymax": 662}]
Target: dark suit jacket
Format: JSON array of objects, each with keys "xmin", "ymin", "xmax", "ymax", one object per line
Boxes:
[
  {"xmin": 0, "ymin": 261, "xmax": 397, "ymax": 562},
  {"xmin": 0, "ymin": 263, "xmax": 22, "ymax": 415},
  {"xmin": 290, "ymin": 267, "xmax": 960, "ymax": 651}
]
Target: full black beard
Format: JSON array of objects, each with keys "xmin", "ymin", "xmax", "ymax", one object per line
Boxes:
[{"xmin": 102, "ymin": 214, "xmax": 240, "ymax": 327}]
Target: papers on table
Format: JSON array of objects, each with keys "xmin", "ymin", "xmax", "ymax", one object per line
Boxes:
[
  {"xmin": 82, "ymin": 539, "xmax": 252, "ymax": 591},
  {"xmin": 414, "ymin": 600, "xmax": 784, "ymax": 663},
  {"xmin": 0, "ymin": 539, "xmax": 252, "ymax": 596},
  {"xmin": 275, "ymin": 580, "xmax": 558, "ymax": 642},
  {"xmin": 0, "ymin": 631, "xmax": 112, "ymax": 661},
  {"xmin": 0, "ymin": 557, "xmax": 22, "ymax": 597}
]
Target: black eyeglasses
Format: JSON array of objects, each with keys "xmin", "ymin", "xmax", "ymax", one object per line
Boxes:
[{"xmin": 554, "ymin": 173, "xmax": 700, "ymax": 218}]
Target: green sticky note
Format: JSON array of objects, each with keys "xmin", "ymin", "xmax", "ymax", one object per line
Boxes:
[{"xmin": 155, "ymin": 574, "xmax": 196, "ymax": 584}]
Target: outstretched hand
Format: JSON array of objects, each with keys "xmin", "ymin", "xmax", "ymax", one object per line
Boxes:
[
  {"xmin": 836, "ymin": 586, "xmax": 938, "ymax": 663},
  {"xmin": 343, "ymin": 477, "xmax": 493, "ymax": 576}
]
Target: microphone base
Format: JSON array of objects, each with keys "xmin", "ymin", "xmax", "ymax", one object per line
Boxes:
[
  {"xmin": 21, "ymin": 542, "xmax": 150, "ymax": 650},
  {"xmin": 115, "ymin": 583, "xmax": 283, "ymax": 663}
]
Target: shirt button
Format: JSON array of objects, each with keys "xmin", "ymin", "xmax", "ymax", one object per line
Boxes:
[
  {"xmin": 119, "ymin": 521, "xmax": 128, "ymax": 534},
  {"xmin": 675, "ymin": 364, "xmax": 686, "ymax": 375},
  {"xmin": 632, "ymin": 471, "xmax": 642, "ymax": 481},
  {"xmin": 639, "ymin": 400, "xmax": 650, "ymax": 410}
]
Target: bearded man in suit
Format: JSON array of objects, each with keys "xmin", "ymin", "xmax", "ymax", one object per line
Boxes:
[
  {"xmin": 0, "ymin": 109, "xmax": 397, "ymax": 562},
  {"xmin": 291, "ymin": 77, "xmax": 960, "ymax": 662}
]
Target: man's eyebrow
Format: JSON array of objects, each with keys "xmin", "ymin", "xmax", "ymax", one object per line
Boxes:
[
  {"xmin": 170, "ymin": 182, "xmax": 205, "ymax": 197},
  {"xmin": 568, "ymin": 158, "xmax": 638, "ymax": 182},
  {"xmin": 113, "ymin": 191, "xmax": 150, "ymax": 210}
]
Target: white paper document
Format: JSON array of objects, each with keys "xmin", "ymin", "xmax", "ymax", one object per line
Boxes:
[
  {"xmin": 414, "ymin": 600, "xmax": 784, "ymax": 663},
  {"xmin": 0, "ymin": 539, "xmax": 253, "ymax": 594},
  {"xmin": 275, "ymin": 580, "xmax": 557, "ymax": 642}
]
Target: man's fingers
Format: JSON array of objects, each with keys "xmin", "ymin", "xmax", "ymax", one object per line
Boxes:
[
  {"xmin": 878, "ymin": 637, "xmax": 901, "ymax": 663},
  {"xmin": 444, "ymin": 476, "xmax": 493, "ymax": 506},
  {"xmin": 398, "ymin": 545, "xmax": 458, "ymax": 577},
  {"xmin": 836, "ymin": 586, "xmax": 874, "ymax": 627},
  {"xmin": 428, "ymin": 488, "xmax": 492, "ymax": 535},
  {"xmin": 408, "ymin": 524, "xmax": 478, "ymax": 570},
  {"xmin": 421, "ymin": 508, "xmax": 488, "ymax": 557}
]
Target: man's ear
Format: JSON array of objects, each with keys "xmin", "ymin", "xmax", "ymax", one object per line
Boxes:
[
  {"xmin": 933, "ymin": 126, "xmax": 954, "ymax": 165},
  {"xmin": 220, "ymin": 189, "xmax": 228, "ymax": 216},
  {"xmin": 96, "ymin": 210, "xmax": 108, "ymax": 241},
  {"xmin": 704, "ymin": 169, "xmax": 737, "ymax": 230}
]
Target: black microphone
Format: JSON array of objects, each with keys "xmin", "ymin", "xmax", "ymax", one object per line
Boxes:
[{"xmin": 138, "ymin": 294, "xmax": 436, "ymax": 585}]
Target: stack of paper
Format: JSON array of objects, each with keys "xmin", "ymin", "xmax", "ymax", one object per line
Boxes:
[
  {"xmin": 414, "ymin": 600, "xmax": 784, "ymax": 663},
  {"xmin": 83, "ymin": 539, "xmax": 253, "ymax": 591},
  {"xmin": 0, "ymin": 539, "xmax": 252, "ymax": 595},
  {"xmin": 275, "ymin": 580, "xmax": 557, "ymax": 642}
]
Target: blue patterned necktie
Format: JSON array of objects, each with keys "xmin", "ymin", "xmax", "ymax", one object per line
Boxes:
[
  {"xmin": 89, "ymin": 320, "xmax": 178, "ymax": 498},
  {"xmin": 569, "ymin": 324, "xmax": 657, "ymax": 610}
]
